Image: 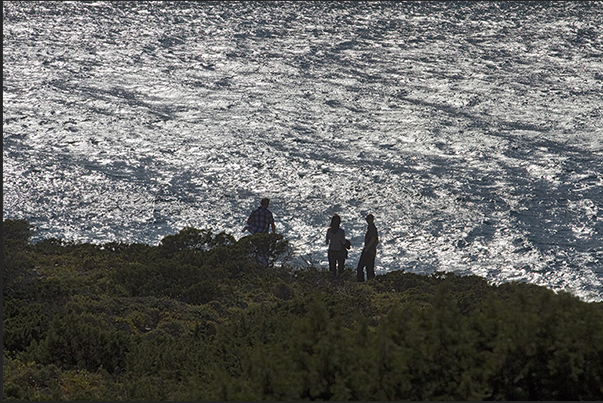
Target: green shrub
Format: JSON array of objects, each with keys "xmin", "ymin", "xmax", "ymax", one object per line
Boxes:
[
  {"xmin": 3, "ymin": 300, "xmax": 50, "ymax": 353},
  {"xmin": 26, "ymin": 313, "xmax": 132, "ymax": 374},
  {"xmin": 235, "ymin": 233, "xmax": 293, "ymax": 267},
  {"xmin": 3, "ymin": 219, "xmax": 32, "ymax": 244},
  {"xmin": 158, "ymin": 227, "xmax": 235, "ymax": 258},
  {"xmin": 3, "ymin": 220, "xmax": 35, "ymax": 298},
  {"xmin": 4, "ymin": 219, "xmax": 603, "ymax": 401}
]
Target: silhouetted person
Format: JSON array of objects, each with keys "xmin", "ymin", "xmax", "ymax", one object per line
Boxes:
[
  {"xmin": 326, "ymin": 213, "xmax": 346, "ymax": 277},
  {"xmin": 357, "ymin": 213, "xmax": 379, "ymax": 282},
  {"xmin": 244, "ymin": 198, "xmax": 276, "ymax": 234}
]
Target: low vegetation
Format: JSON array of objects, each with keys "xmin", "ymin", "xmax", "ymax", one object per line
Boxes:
[{"xmin": 3, "ymin": 219, "xmax": 603, "ymax": 401}]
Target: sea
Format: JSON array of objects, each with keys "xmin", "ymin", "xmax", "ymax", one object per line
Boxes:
[{"xmin": 3, "ymin": 1, "xmax": 602, "ymax": 301}]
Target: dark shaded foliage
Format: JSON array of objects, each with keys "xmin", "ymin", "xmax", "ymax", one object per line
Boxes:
[
  {"xmin": 3, "ymin": 218, "xmax": 32, "ymax": 244},
  {"xmin": 236, "ymin": 233, "xmax": 294, "ymax": 267},
  {"xmin": 158, "ymin": 227, "xmax": 236, "ymax": 258},
  {"xmin": 3, "ymin": 219, "xmax": 603, "ymax": 401},
  {"xmin": 25, "ymin": 313, "xmax": 132, "ymax": 374},
  {"xmin": 3, "ymin": 219, "xmax": 35, "ymax": 298}
]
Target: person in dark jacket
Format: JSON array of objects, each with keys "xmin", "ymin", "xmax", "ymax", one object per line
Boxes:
[
  {"xmin": 326, "ymin": 213, "xmax": 346, "ymax": 277},
  {"xmin": 357, "ymin": 213, "xmax": 379, "ymax": 282}
]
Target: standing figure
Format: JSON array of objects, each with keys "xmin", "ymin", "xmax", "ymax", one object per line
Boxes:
[
  {"xmin": 326, "ymin": 214, "xmax": 346, "ymax": 277},
  {"xmin": 357, "ymin": 213, "xmax": 379, "ymax": 282},
  {"xmin": 244, "ymin": 198, "xmax": 276, "ymax": 234}
]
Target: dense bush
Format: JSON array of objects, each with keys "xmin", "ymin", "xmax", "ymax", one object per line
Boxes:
[
  {"xmin": 3, "ymin": 219, "xmax": 34, "ymax": 298},
  {"xmin": 3, "ymin": 219, "xmax": 603, "ymax": 400}
]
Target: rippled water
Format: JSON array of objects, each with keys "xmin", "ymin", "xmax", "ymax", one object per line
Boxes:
[{"xmin": 4, "ymin": 1, "xmax": 603, "ymax": 301}]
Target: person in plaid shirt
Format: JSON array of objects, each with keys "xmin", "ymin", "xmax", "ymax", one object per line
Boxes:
[{"xmin": 244, "ymin": 198, "xmax": 276, "ymax": 234}]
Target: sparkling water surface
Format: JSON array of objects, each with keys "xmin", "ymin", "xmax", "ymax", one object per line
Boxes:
[{"xmin": 3, "ymin": 1, "xmax": 603, "ymax": 301}]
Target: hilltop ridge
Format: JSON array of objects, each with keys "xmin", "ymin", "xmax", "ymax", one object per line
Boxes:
[{"xmin": 4, "ymin": 219, "xmax": 603, "ymax": 401}]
